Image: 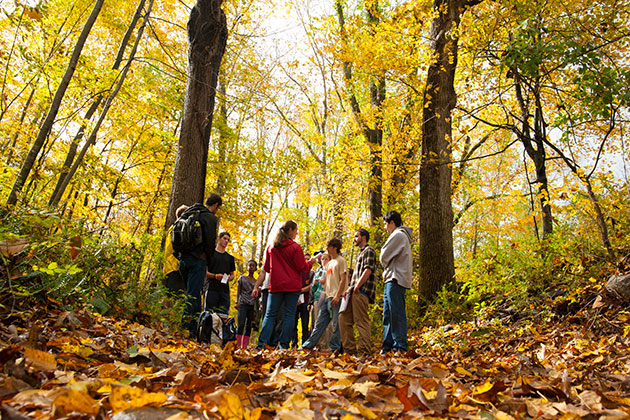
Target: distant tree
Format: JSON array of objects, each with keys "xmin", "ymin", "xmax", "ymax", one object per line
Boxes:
[{"xmin": 5, "ymin": 0, "xmax": 104, "ymax": 206}]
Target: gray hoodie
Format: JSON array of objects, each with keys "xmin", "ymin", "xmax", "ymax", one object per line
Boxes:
[{"xmin": 380, "ymin": 226, "xmax": 413, "ymax": 289}]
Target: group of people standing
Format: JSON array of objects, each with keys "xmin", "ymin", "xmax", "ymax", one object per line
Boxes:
[{"xmin": 164, "ymin": 192, "xmax": 413, "ymax": 355}]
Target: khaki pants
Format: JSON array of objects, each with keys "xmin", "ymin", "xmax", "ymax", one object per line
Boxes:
[{"xmin": 339, "ymin": 292, "xmax": 371, "ymax": 355}]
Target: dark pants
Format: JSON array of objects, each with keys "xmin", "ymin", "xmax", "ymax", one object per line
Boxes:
[
  {"xmin": 163, "ymin": 270, "xmax": 186, "ymax": 296},
  {"xmin": 205, "ymin": 288, "xmax": 230, "ymax": 315},
  {"xmin": 292, "ymin": 303, "xmax": 310, "ymax": 347},
  {"xmin": 237, "ymin": 303, "xmax": 254, "ymax": 336},
  {"xmin": 179, "ymin": 258, "xmax": 207, "ymax": 337}
]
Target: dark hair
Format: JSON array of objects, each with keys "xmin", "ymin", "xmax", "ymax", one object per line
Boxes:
[
  {"xmin": 205, "ymin": 193, "xmax": 223, "ymax": 207},
  {"xmin": 383, "ymin": 211, "xmax": 402, "ymax": 227},
  {"xmin": 356, "ymin": 228, "xmax": 369, "ymax": 242},
  {"xmin": 247, "ymin": 259, "xmax": 257, "ymax": 267},
  {"xmin": 326, "ymin": 237, "xmax": 342, "ymax": 252},
  {"xmin": 219, "ymin": 231, "xmax": 230, "ymax": 239},
  {"xmin": 175, "ymin": 205, "xmax": 189, "ymax": 218},
  {"xmin": 273, "ymin": 220, "xmax": 298, "ymax": 248}
]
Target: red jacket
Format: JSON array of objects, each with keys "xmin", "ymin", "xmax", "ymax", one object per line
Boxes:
[{"xmin": 263, "ymin": 239, "xmax": 313, "ymax": 293}]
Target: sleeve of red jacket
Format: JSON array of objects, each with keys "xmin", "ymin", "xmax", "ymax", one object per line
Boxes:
[
  {"xmin": 262, "ymin": 246, "xmax": 271, "ymax": 273},
  {"xmin": 290, "ymin": 242, "xmax": 313, "ymax": 274}
]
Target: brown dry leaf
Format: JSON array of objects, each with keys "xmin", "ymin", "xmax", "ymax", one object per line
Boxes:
[
  {"xmin": 281, "ymin": 369, "xmax": 317, "ymax": 384},
  {"xmin": 23, "ymin": 347, "xmax": 56, "ymax": 371},
  {"xmin": 109, "ymin": 384, "xmax": 168, "ymax": 413},
  {"xmin": 51, "ymin": 388, "xmax": 99, "ymax": 416},
  {"xmin": 359, "ymin": 364, "xmax": 384, "ymax": 375},
  {"xmin": 456, "ymin": 366, "xmax": 473, "ymax": 377},
  {"xmin": 351, "ymin": 380, "xmax": 380, "ymax": 397},
  {"xmin": 319, "ymin": 366, "xmax": 352, "ymax": 380},
  {"xmin": 176, "ymin": 370, "xmax": 219, "ymax": 393},
  {"xmin": 413, "ymin": 381, "xmax": 448, "ymax": 414},
  {"xmin": 12, "ymin": 389, "xmax": 54, "ymax": 406},
  {"xmin": 396, "ymin": 383, "xmax": 424, "ymax": 411},
  {"xmin": 366, "ymin": 384, "xmax": 403, "ymax": 410},
  {"xmin": 472, "ymin": 379, "xmax": 507, "ymax": 402},
  {"xmin": 526, "ymin": 399, "xmax": 559, "ymax": 418},
  {"xmin": 282, "ymin": 393, "xmax": 310, "ymax": 410},
  {"xmin": 430, "ymin": 363, "xmax": 449, "ymax": 379}
]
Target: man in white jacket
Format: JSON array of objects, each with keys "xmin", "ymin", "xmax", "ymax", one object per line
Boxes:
[{"xmin": 380, "ymin": 210, "xmax": 413, "ymax": 354}]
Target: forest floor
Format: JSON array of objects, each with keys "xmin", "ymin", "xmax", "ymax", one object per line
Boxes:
[{"xmin": 0, "ymin": 289, "xmax": 629, "ymax": 420}]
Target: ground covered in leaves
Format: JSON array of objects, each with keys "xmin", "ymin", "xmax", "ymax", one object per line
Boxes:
[{"xmin": 0, "ymin": 296, "xmax": 629, "ymax": 419}]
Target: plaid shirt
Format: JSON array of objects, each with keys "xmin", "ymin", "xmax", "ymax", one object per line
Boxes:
[{"xmin": 349, "ymin": 245, "xmax": 377, "ymax": 304}]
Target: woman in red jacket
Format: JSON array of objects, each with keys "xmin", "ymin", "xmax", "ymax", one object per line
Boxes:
[{"xmin": 256, "ymin": 220, "xmax": 314, "ymax": 349}]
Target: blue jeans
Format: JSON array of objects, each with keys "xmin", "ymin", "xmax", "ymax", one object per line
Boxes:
[
  {"xmin": 179, "ymin": 258, "xmax": 207, "ymax": 336},
  {"xmin": 382, "ymin": 281, "xmax": 408, "ymax": 352},
  {"xmin": 257, "ymin": 291, "xmax": 300, "ymax": 349},
  {"xmin": 301, "ymin": 297, "xmax": 341, "ymax": 351}
]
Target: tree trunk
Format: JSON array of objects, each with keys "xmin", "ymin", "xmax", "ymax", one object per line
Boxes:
[
  {"xmin": 419, "ymin": 0, "xmax": 477, "ymax": 305},
  {"xmin": 3, "ymin": 86, "xmax": 37, "ymax": 165},
  {"xmin": 49, "ymin": 0, "xmax": 147, "ymax": 207},
  {"xmin": 335, "ymin": 0, "xmax": 383, "ymax": 229},
  {"xmin": 48, "ymin": 0, "xmax": 154, "ymax": 209},
  {"xmin": 215, "ymin": 76, "xmax": 228, "ymax": 196},
  {"xmin": 513, "ymin": 71, "xmax": 553, "ymax": 241},
  {"xmin": 6, "ymin": 0, "xmax": 104, "ymax": 206},
  {"xmin": 165, "ymin": 0, "xmax": 228, "ymax": 228}
]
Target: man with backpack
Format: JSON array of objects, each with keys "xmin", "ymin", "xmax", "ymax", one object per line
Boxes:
[{"xmin": 174, "ymin": 193, "xmax": 222, "ymax": 338}]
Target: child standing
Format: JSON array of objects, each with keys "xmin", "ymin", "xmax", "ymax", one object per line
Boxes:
[{"xmin": 235, "ymin": 259, "xmax": 258, "ymax": 348}]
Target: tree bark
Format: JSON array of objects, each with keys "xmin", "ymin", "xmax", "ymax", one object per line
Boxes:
[
  {"xmin": 335, "ymin": 0, "xmax": 383, "ymax": 230},
  {"xmin": 6, "ymin": 0, "xmax": 104, "ymax": 206},
  {"xmin": 419, "ymin": 0, "xmax": 479, "ymax": 305},
  {"xmin": 165, "ymin": 0, "xmax": 228, "ymax": 228},
  {"xmin": 513, "ymin": 72, "xmax": 553, "ymax": 240}
]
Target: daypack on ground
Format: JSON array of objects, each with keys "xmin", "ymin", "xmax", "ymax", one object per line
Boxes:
[
  {"xmin": 197, "ymin": 311, "xmax": 237, "ymax": 346},
  {"xmin": 171, "ymin": 207, "xmax": 203, "ymax": 255}
]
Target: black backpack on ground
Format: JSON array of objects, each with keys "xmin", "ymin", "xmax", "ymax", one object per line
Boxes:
[
  {"xmin": 171, "ymin": 206, "xmax": 203, "ymax": 256},
  {"xmin": 197, "ymin": 311, "xmax": 237, "ymax": 346}
]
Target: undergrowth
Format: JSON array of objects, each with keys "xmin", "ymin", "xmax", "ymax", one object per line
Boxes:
[{"xmin": 0, "ymin": 205, "xmax": 180, "ymax": 329}]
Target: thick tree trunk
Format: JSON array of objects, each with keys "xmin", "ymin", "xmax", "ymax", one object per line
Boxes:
[
  {"xmin": 6, "ymin": 0, "xmax": 104, "ymax": 206},
  {"xmin": 419, "ymin": 0, "xmax": 473, "ymax": 304},
  {"xmin": 165, "ymin": 0, "xmax": 228, "ymax": 228}
]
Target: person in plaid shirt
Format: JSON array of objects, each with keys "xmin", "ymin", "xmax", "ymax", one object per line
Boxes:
[{"xmin": 339, "ymin": 228, "xmax": 377, "ymax": 355}]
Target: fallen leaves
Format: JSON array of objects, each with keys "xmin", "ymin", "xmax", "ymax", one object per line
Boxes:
[{"xmin": 0, "ymin": 301, "xmax": 629, "ymax": 419}]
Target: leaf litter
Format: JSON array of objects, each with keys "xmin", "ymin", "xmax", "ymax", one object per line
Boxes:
[{"xmin": 0, "ymin": 298, "xmax": 628, "ymax": 419}]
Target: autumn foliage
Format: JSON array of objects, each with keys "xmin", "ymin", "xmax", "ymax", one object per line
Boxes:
[{"xmin": 1, "ymin": 289, "xmax": 629, "ymax": 419}]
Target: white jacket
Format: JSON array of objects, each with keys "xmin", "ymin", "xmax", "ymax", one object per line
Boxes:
[{"xmin": 380, "ymin": 226, "xmax": 413, "ymax": 289}]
